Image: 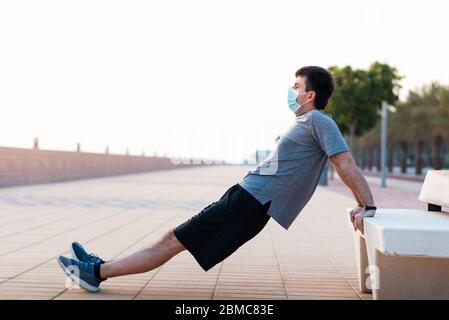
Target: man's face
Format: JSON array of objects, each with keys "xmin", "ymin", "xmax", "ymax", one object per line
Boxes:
[
  {"xmin": 293, "ymin": 76, "xmax": 307, "ymax": 93},
  {"xmin": 292, "ymin": 76, "xmax": 314, "ymax": 106}
]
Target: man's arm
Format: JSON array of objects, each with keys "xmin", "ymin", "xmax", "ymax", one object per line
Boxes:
[{"xmin": 329, "ymin": 151, "xmax": 376, "ymax": 234}]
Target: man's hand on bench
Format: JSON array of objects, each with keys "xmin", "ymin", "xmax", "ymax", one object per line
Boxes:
[{"xmin": 349, "ymin": 207, "xmax": 376, "ymax": 235}]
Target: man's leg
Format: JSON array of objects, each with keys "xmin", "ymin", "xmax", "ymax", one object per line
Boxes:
[{"xmin": 100, "ymin": 228, "xmax": 186, "ymax": 279}]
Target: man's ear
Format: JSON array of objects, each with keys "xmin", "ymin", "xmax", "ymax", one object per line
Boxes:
[{"xmin": 308, "ymin": 91, "xmax": 316, "ymax": 103}]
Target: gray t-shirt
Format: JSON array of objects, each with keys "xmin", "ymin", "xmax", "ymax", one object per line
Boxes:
[{"xmin": 238, "ymin": 109, "xmax": 350, "ymax": 230}]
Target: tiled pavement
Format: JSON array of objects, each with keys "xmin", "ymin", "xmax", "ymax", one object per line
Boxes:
[
  {"xmin": 0, "ymin": 164, "xmax": 409, "ymax": 300},
  {"xmin": 327, "ymin": 170, "xmax": 425, "ymax": 210}
]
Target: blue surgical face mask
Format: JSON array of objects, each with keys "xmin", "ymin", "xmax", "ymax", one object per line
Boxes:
[{"xmin": 288, "ymin": 87, "xmax": 305, "ymax": 113}]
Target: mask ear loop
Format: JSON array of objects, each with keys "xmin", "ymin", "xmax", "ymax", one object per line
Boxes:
[{"xmin": 301, "ymin": 90, "xmax": 314, "ymax": 106}]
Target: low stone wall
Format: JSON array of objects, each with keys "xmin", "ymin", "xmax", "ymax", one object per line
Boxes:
[{"xmin": 0, "ymin": 146, "xmax": 199, "ymax": 188}]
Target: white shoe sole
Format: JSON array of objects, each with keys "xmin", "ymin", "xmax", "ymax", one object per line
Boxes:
[{"xmin": 57, "ymin": 257, "xmax": 100, "ymax": 293}]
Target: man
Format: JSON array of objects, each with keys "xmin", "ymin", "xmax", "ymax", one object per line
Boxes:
[{"xmin": 57, "ymin": 66, "xmax": 376, "ymax": 293}]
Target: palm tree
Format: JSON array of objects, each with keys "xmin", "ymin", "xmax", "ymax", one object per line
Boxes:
[{"xmin": 354, "ymin": 83, "xmax": 449, "ymax": 173}]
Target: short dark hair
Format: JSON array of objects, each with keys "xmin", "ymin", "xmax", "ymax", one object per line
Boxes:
[{"xmin": 295, "ymin": 66, "xmax": 335, "ymax": 110}]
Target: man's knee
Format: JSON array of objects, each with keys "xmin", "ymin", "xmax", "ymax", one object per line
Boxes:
[{"xmin": 161, "ymin": 229, "xmax": 186, "ymax": 252}]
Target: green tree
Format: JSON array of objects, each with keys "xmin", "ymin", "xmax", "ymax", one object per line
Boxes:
[
  {"xmin": 390, "ymin": 82, "xmax": 449, "ymax": 170},
  {"xmin": 327, "ymin": 62, "xmax": 402, "ymax": 147}
]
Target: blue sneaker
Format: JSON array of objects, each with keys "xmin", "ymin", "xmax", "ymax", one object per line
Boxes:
[
  {"xmin": 71, "ymin": 242, "xmax": 105, "ymax": 265},
  {"xmin": 57, "ymin": 255, "xmax": 103, "ymax": 293}
]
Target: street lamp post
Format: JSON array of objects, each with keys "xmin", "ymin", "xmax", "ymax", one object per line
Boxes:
[
  {"xmin": 319, "ymin": 162, "xmax": 328, "ymax": 186},
  {"xmin": 381, "ymin": 100, "xmax": 388, "ymax": 188},
  {"xmin": 380, "ymin": 100, "xmax": 397, "ymax": 188}
]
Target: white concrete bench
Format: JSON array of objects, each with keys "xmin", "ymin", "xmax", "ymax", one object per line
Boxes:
[{"xmin": 349, "ymin": 170, "xmax": 449, "ymax": 300}]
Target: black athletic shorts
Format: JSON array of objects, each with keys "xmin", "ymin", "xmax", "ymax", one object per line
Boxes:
[{"xmin": 173, "ymin": 183, "xmax": 271, "ymax": 271}]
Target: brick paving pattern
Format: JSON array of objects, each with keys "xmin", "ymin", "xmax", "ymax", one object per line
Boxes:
[{"xmin": 0, "ymin": 165, "xmax": 419, "ymax": 300}]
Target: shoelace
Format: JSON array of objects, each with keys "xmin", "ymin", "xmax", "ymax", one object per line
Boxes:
[
  {"xmin": 89, "ymin": 253, "xmax": 103, "ymax": 263},
  {"xmin": 78, "ymin": 260, "xmax": 92, "ymax": 273}
]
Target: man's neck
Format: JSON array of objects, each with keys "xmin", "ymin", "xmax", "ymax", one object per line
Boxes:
[{"xmin": 295, "ymin": 105, "xmax": 317, "ymax": 117}]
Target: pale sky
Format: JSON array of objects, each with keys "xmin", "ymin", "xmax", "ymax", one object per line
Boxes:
[{"xmin": 1, "ymin": 0, "xmax": 448, "ymax": 163}]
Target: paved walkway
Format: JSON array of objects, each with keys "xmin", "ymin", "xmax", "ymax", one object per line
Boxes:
[
  {"xmin": 327, "ymin": 172, "xmax": 425, "ymax": 209},
  {"xmin": 0, "ymin": 165, "xmax": 421, "ymax": 300}
]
